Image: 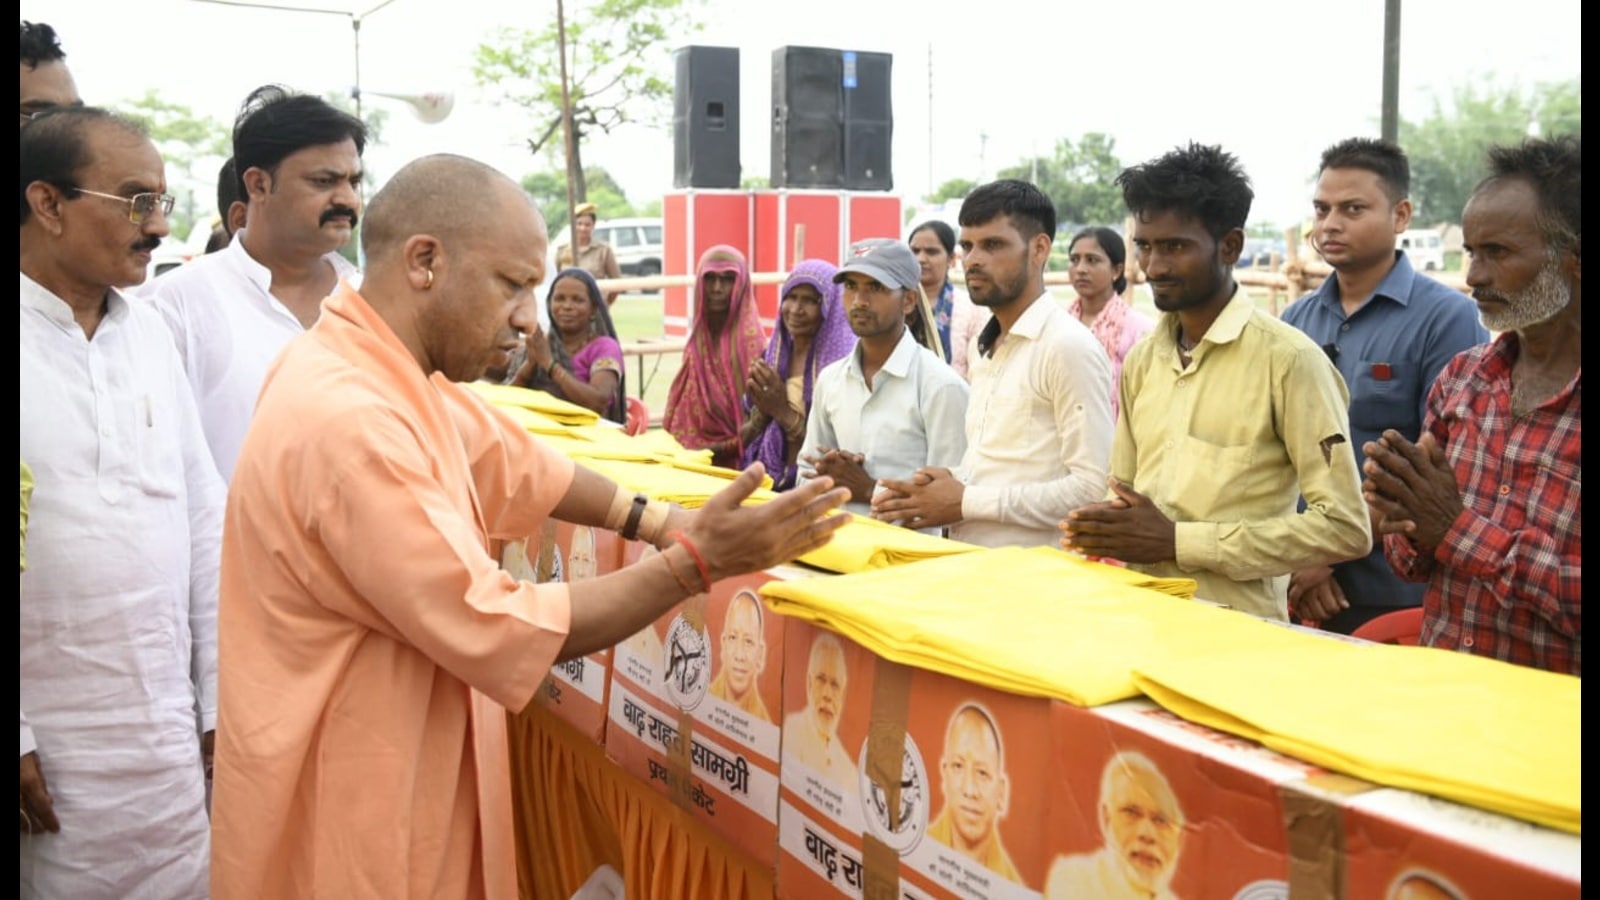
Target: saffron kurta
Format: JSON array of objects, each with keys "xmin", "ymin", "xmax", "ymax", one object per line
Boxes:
[{"xmin": 211, "ymin": 282, "xmax": 579, "ymax": 899}]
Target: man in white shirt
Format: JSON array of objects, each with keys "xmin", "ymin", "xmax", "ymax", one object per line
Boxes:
[
  {"xmin": 799, "ymin": 238, "xmax": 969, "ymax": 518},
  {"xmin": 20, "ymin": 106, "xmax": 225, "ymax": 899},
  {"xmin": 146, "ymin": 85, "xmax": 366, "ymax": 481},
  {"xmin": 873, "ymin": 180, "xmax": 1113, "ymax": 547}
]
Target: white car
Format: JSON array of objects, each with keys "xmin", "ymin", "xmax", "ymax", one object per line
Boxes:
[{"xmin": 550, "ymin": 216, "xmax": 664, "ymax": 282}]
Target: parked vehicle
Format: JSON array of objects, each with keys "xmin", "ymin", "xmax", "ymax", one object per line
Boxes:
[
  {"xmin": 1399, "ymin": 228, "xmax": 1445, "ymax": 271},
  {"xmin": 550, "ymin": 216, "xmax": 664, "ymax": 283}
]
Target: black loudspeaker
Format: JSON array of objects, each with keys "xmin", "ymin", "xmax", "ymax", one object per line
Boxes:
[
  {"xmin": 673, "ymin": 45, "xmax": 740, "ymax": 189},
  {"xmin": 841, "ymin": 51, "xmax": 893, "ymax": 190},
  {"xmin": 771, "ymin": 46, "xmax": 843, "ymax": 188}
]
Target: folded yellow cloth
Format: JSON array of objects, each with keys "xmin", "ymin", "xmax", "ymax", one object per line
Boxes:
[
  {"xmin": 466, "ymin": 382, "xmax": 600, "ymax": 425},
  {"xmin": 795, "ymin": 514, "xmax": 982, "ymax": 574},
  {"xmin": 759, "ymin": 546, "xmax": 1255, "ymax": 707},
  {"xmin": 1132, "ymin": 640, "xmax": 1581, "ymax": 834},
  {"xmin": 578, "ymin": 456, "xmax": 773, "ymax": 508}
]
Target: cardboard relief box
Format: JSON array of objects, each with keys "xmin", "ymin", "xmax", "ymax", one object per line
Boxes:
[
  {"xmin": 500, "ymin": 520, "xmax": 622, "ymax": 744},
  {"xmin": 778, "ymin": 619, "xmax": 1054, "ymax": 900},
  {"xmin": 605, "ymin": 542, "xmax": 798, "ymax": 868},
  {"xmin": 1339, "ymin": 787, "xmax": 1580, "ymax": 899},
  {"xmin": 1043, "ymin": 698, "xmax": 1335, "ymax": 900}
]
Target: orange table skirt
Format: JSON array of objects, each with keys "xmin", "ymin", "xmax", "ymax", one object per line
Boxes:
[{"xmin": 508, "ymin": 703, "xmax": 776, "ymax": 900}]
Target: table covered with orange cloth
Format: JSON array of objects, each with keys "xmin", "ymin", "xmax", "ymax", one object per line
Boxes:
[{"xmin": 508, "ymin": 703, "xmax": 772, "ymax": 900}]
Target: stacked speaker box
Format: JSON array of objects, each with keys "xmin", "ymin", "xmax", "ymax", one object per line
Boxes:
[
  {"xmin": 771, "ymin": 46, "xmax": 893, "ymax": 191},
  {"xmin": 673, "ymin": 45, "xmax": 741, "ymax": 189}
]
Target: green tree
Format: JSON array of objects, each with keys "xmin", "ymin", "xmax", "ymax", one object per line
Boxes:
[
  {"xmin": 997, "ymin": 132, "xmax": 1125, "ymax": 229},
  {"xmin": 474, "ymin": 0, "xmax": 701, "ymax": 204},
  {"xmin": 1399, "ymin": 76, "xmax": 1581, "ymax": 225},
  {"xmin": 927, "ymin": 177, "xmax": 975, "ymax": 204},
  {"xmin": 113, "ymin": 91, "xmax": 229, "ymax": 241},
  {"xmin": 521, "ymin": 166, "xmax": 636, "ymax": 237}
]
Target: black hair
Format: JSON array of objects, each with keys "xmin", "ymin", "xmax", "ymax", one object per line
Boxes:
[
  {"xmin": 1480, "ymin": 135, "xmax": 1581, "ymax": 254},
  {"xmin": 958, "ymin": 179, "xmax": 1056, "ymax": 242},
  {"xmin": 909, "ymin": 219, "xmax": 956, "ymax": 255},
  {"xmin": 19, "ymin": 106, "xmax": 144, "ymax": 225},
  {"xmin": 1320, "ymin": 137, "xmax": 1410, "ymax": 204},
  {"xmin": 1068, "ymin": 225, "xmax": 1128, "ymax": 294},
  {"xmin": 1116, "ymin": 142, "xmax": 1254, "ymax": 241},
  {"xmin": 217, "ymin": 156, "xmax": 241, "ymax": 223},
  {"xmin": 20, "ymin": 20, "xmax": 66, "ymax": 69},
  {"xmin": 232, "ymin": 85, "xmax": 367, "ymax": 185}
]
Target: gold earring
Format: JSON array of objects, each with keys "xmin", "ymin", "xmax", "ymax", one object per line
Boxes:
[{"xmin": 424, "ymin": 270, "xmax": 434, "ymax": 289}]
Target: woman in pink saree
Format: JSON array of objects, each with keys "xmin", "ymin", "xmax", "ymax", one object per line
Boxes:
[{"xmin": 663, "ymin": 245, "xmax": 767, "ymax": 468}]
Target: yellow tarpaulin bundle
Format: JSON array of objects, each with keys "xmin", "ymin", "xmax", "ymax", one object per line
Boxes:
[
  {"xmin": 578, "ymin": 456, "xmax": 775, "ymax": 508},
  {"xmin": 795, "ymin": 514, "xmax": 982, "ymax": 574},
  {"xmin": 466, "ymin": 381, "xmax": 600, "ymax": 426},
  {"xmin": 1132, "ymin": 639, "xmax": 1581, "ymax": 834},
  {"xmin": 757, "ymin": 546, "xmax": 1273, "ymax": 707}
]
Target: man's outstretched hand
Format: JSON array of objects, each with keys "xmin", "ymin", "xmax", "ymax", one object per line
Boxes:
[{"xmin": 680, "ymin": 463, "xmax": 852, "ymax": 582}]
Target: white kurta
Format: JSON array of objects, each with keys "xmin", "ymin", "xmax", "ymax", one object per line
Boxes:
[
  {"xmin": 142, "ymin": 233, "xmax": 359, "ymax": 482},
  {"xmin": 19, "ymin": 273, "xmax": 225, "ymax": 899}
]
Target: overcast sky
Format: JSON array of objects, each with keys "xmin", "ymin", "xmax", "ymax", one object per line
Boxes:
[{"xmin": 23, "ymin": 0, "xmax": 1581, "ymax": 232}]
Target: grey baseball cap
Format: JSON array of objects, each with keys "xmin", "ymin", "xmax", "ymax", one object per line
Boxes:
[{"xmin": 833, "ymin": 238, "xmax": 920, "ymax": 291}]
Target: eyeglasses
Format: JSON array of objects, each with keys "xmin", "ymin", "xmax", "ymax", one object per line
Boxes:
[{"xmin": 69, "ymin": 188, "xmax": 176, "ymax": 225}]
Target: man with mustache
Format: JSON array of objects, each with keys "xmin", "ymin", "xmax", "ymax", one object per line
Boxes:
[
  {"xmin": 926, "ymin": 703, "xmax": 1019, "ymax": 882},
  {"xmin": 1062, "ymin": 143, "xmax": 1370, "ymax": 622},
  {"xmin": 20, "ymin": 106, "xmax": 226, "ymax": 899},
  {"xmin": 781, "ymin": 632, "xmax": 857, "ymax": 791},
  {"xmin": 1045, "ymin": 750, "xmax": 1186, "ymax": 900},
  {"xmin": 146, "ymin": 84, "xmax": 366, "ymax": 482},
  {"xmin": 872, "ymin": 180, "xmax": 1113, "ymax": 548},
  {"xmin": 798, "ymin": 238, "xmax": 969, "ymax": 520},
  {"xmin": 707, "ymin": 589, "xmax": 772, "ymax": 721},
  {"xmin": 1280, "ymin": 138, "xmax": 1488, "ymax": 634},
  {"xmin": 1362, "ymin": 135, "xmax": 1581, "ymax": 676}
]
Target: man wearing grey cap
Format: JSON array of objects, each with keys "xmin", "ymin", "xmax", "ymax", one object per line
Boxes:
[
  {"xmin": 798, "ymin": 238, "xmax": 970, "ymax": 520},
  {"xmin": 873, "ymin": 180, "xmax": 1114, "ymax": 548}
]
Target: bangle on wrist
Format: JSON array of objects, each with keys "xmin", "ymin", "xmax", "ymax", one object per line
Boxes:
[
  {"xmin": 668, "ymin": 529, "xmax": 713, "ymax": 592},
  {"xmin": 636, "ymin": 499, "xmax": 671, "ymax": 546},
  {"xmin": 619, "ymin": 493, "xmax": 649, "ymax": 541},
  {"xmin": 660, "ymin": 551, "xmax": 699, "ymax": 597}
]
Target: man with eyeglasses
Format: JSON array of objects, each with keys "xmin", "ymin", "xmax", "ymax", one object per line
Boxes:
[
  {"xmin": 19, "ymin": 21, "xmax": 80, "ymax": 128},
  {"xmin": 145, "ymin": 84, "xmax": 367, "ymax": 482},
  {"xmin": 798, "ymin": 238, "xmax": 969, "ymax": 522},
  {"xmin": 20, "ymin": 106, "xmax": 224, "ymax": 899}
]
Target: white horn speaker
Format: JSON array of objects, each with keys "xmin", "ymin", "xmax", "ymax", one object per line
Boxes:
[{"xmin": 364, "ymin": 89, "xmax": 455, "ymax": 124}]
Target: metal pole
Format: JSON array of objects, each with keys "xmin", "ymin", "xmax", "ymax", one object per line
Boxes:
[
  {"xmin": 926, "ymin": 43, "xmax": 934, "ymax": 199},
  {"xmin": 352, "ymin": 15, "xmax": 363, "ymax": 122},
  {"xmin": 556, "ymin": 0, "xmax": 579, "ymax": 222},
  {"xmin": 1381, "ymin": 0, "xmax": 1401, "ymax": 142}
]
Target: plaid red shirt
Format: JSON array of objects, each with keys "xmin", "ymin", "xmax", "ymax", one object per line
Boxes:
[{"xmin": 1384, "ymin": 333, "xmax": 1581, "ymax": 675}]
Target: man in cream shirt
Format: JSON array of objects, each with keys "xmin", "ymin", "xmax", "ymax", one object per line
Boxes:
[{"xmin": 873, "ymin": 179, "xmax": 1113, "ymax": 547}]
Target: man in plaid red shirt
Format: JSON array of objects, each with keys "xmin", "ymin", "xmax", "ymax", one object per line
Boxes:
[{"xmin": 1361, "ymin": 135, "xmax": 1580, "ymax": 676}]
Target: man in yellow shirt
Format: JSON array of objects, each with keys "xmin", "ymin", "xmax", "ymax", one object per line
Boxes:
[
  {"xmin": 1063, "ymin": 143, "xmax": 1370, "ymax": 621},
  {"xmin": 926, "ymin": 702, "xmax": 1020, "ymax": 882},
  {"xmin": 1045, "ymin": 750, "xmax": 1186, "ymax": 899},
  {"xmin": 707, "ymin": 589, "xmax": 772, "ymax": 722}
]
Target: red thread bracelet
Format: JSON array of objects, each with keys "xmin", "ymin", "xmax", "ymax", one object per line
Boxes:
[
  {"xmin": 661, "ymin": 552, "xmax": 698, "ymax": 596},
  {"xmin": 668, "ymin": 530, "xmax": 712, "ymax": 592}
]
